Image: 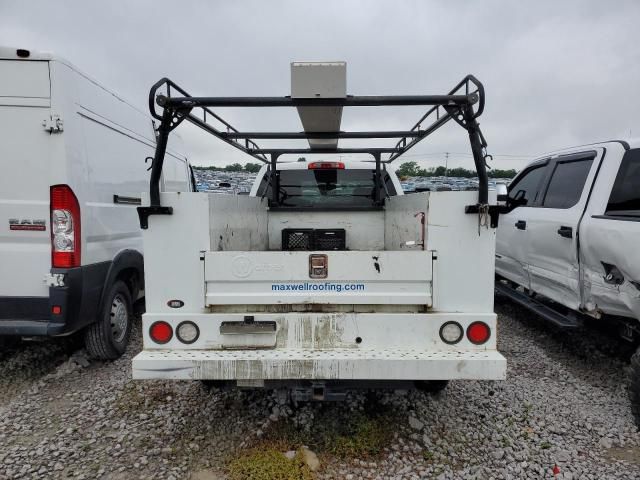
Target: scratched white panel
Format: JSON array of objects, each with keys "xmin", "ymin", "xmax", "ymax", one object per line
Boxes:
[{"xmin": 204, "ymin": 250, "xmax": 432, "ymax": 305}]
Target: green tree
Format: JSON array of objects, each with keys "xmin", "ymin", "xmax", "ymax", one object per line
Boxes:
[
  {"xmin": 224, "ymin": 163, "xmax": 243, "ymax": 172},
  {"xmin": 432, "ymin": 166, "xmax": 447, "ymax": 176},
  {"xmin": 447, "ymin": 167, "xmax": 475, "ymax": 178},
  {"xmin": 489, "ymin": 168, "xmax": 517, "ymax": 179},
  {"xmin": 397, "ymin": 161, "xmax": 428, "ymax": 177},
  {"xmin": 244, "ymin": 162, "xmax": 262, "ymax": 173}
]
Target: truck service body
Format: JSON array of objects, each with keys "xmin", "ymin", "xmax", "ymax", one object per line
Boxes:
[
  {"xmin": 132, "ymin": 63, "xmax": 506, "ymax": 396},
  {"xmin": 0, "ymin": 47, "xmax": 192, "ymax": 357}
]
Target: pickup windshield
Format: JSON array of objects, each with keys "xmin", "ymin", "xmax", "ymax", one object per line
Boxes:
[{"xmin": 257, "ymin": 169, "xmax": 397, "ymax": 208}]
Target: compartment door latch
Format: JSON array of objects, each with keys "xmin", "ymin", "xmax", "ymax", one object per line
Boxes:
[{"xmin": 309, "ymin": 254, "xmax": 328, "ymax": 279}]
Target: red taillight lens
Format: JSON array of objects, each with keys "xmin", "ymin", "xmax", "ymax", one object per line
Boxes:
[
  {"xmin": 467, "ymin": 321, "xmax": 491, "ymax": 345},
  {"xmin": 50, "ymin": 185, "xmax": 81, "ymax": 268},
  {"xmin": 149, "ymin": 321, "xmax": 173, "ymax": 344},
  {"xmin": 308, "ymin": 161, "xmax": 345, "ymax": 170}
]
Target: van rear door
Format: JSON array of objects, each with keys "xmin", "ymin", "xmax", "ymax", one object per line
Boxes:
[{"xmin": 0, "ymin": 59, "xmax": 52, "ymax": 297}]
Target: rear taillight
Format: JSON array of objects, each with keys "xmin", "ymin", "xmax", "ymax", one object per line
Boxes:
[
  {"xmin": 149, "ymin": 321, "xmax": 173, "ymax": 344},
  {"xmin": 466, "ymin": 321, "xmax": 491, "ymax": 345},
  {"xmin": 50, "ymin": 185, "xmax": 81, "ymax": 268},
  {"xmin": 308, "ymin": 161, "xmax": 345, "ymax": 170}
]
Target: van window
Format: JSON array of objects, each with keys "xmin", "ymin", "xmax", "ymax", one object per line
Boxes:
[
  {"xmin": 542, "ymin": 158, "xmax": 593, "ymax": 209},
  {"xmin": 606, "ymin": 148, "xmax": 640, "ymax": 217},
  {"xmin": 258, "ymin": 169, "xmax": 396, "ymax": 208},
  {"xmin": 508, "ymin": 165, "xmax": 547, "ymax": 206}
]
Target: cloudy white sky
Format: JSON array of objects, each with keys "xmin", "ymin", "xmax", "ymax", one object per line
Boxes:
[{"xmin": 2, "ymin": 0, "xmax": 639, "ymax": 171}]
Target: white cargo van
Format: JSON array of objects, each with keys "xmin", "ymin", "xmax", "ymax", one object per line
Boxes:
[
  {"xmin": 132, "ymin": 63, "xmax": 506, "ymax": 399},
  {"xmin": 0, "ymin": 47, "xmax": 193, "ymax": 358},
  {"xmin": 495, "ymin": 140, "xmax": 640, "ymax": 425}
]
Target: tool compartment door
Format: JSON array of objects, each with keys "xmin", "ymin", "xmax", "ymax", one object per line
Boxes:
[{"xmin": 204, "ymin": 251, "xmax": 432, "ymax": 305}]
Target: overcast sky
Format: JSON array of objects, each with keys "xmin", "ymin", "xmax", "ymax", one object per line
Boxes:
[{"xmin": 2, "ymin": 0, "xmax": 639, "ymax": 171}]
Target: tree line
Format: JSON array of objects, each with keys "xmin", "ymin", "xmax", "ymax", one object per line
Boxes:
[
  {"xmin": 396, "ymin": 161, "xmax": 517, "ymax": 179},
  {"xmin": 194, "ymin": 161, "xmax": 518, "ymax": 179}
]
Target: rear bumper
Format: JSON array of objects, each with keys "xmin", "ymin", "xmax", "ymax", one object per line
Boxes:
[
  {"xmin": 132, "ymin": 348, "xmax": 507, "ymax": 381},
  {"xmin": 0, "ymin": 297, "xmax": 66, "ymax": 335},
  {"xmin": 0, "ymin": 261, "xmax": 110, "ymax": 336},
  {"xmin": 0, "ymin": 318, "xmax": 67, "ymax": 336}
]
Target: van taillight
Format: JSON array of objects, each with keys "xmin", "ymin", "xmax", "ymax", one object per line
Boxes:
[{"xmin": 50, "ymin": 185, "xmax": 81, "ymax": 268}]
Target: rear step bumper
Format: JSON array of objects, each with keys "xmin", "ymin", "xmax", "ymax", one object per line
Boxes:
[{"xmin": 132, "ymin": 348, "xmax": 506, "ymax": 381}]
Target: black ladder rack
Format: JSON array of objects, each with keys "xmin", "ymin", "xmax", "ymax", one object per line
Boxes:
[{"xmin": 138, "ymin": 75, "xmax": 490, "ymax": 229}]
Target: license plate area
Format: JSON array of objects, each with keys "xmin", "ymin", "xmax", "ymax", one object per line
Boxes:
[
  {"xmin": 219, "ymin": 320, "xmax": 277, "ymax": 349},
  {"xmin": 220, "ymin": 320, "xmax": 276, "ymax": 335}
]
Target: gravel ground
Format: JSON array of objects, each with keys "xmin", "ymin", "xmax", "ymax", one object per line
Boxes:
[{"xmin": 0, "ymin": 301, "xmax": 639, "ymax": 480}]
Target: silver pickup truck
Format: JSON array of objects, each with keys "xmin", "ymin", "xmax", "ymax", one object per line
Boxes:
[{"xmin": 495, "ymin": 140, "xmax": 640, "ymax": 426}]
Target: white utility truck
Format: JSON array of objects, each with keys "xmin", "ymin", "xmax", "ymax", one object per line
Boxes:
[
  {"xmin": 495, "ymin": 140, "xmax": 640, "ymax": 425},
  {"xmin": 0, "ymin": 47, "xmax": 193, "ymax": 358},
  {"xmin": 132, "ymin": 63, "xmax": 506, "ymax": 399}
]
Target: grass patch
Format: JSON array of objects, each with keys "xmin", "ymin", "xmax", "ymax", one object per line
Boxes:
[
  {"xmin": 328, "ymin": 415, "xmax": 390, "ymax": 457},
  {"xmin": 422, "ymin": 450, "xmax": 434, "ymax": 462},
  {"xmin": 264, "ymin": 405, "xmax": 396, "ymax": 459},
  {"xmin": 228, "ymin": 448, "xmax": 313, "ymax": 480}
]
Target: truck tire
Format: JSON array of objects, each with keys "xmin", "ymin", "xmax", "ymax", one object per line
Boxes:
[
  {"xmin": 630, "ymin": 347, "xmax": 640, "ymax": 428},
  {"xmin": 85, "ymin": 280, "xmax": 133, "ymax": 360}
]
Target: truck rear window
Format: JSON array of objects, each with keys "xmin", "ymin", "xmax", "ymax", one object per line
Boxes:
[
  {"xmin": 606, "ymin": 148, "xmax": 640, "ymax": 217},
  {"xmin": 258, "ymin": 169, "xmax": 396, "ymax": 208}
]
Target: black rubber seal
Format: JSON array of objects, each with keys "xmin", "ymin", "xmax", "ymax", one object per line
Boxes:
[
  {"xmin": 439, "ymin": 321, "xmax": 464, "ymax": 345},
  {"xmin": 176, "ymin": 321, "xmax": 200, "ymax": 344}
]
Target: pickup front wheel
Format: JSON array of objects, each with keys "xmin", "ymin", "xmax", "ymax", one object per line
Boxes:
[
  {"xmin": 85, "ymin": 280, "xmax": 133, "ymax": 360},
  {"xmin": 630, "ymin": 347, "xmax": 640, "ymax": 428}
]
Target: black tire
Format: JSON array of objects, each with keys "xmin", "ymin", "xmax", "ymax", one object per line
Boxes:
[
  {"xmin": 0, "ymin": 336, "xmax": 20, "ymax": 350},
  {"xmin": 415, "ymin": 380, "xmax": 449, "ymax": 394},
  {"xmin": 85, "ymin": 280, "xmax": 133, "ymax": 360},
  {"xmin": 630, "ymin": 347, "xmax": 640, "ymax": 428}
]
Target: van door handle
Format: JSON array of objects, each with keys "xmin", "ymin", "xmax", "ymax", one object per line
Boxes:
[
  {"xmin": 515, "ymin": 220, "xmax": 526, "ymax": 230},
  {"xmin": 557, "ymin": 226, "xmax": 573, "ymax": 238}
]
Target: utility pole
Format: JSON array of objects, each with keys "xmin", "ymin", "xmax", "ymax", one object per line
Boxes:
[{"xmin": 445, "ymin": 152, "xmax": 449, "ymax": 179}]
